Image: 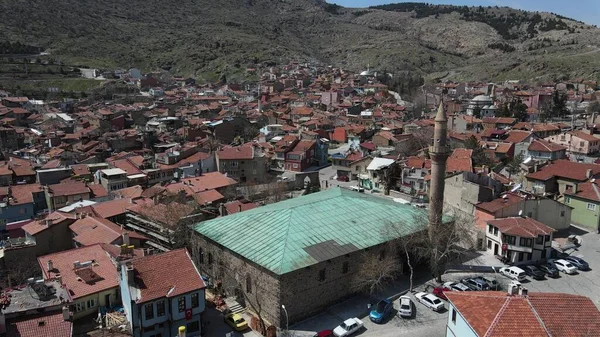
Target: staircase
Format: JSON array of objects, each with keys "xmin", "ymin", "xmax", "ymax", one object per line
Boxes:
[{"xmin": 224, "ymin": 298, "xmax": 246, "ymax": 314}]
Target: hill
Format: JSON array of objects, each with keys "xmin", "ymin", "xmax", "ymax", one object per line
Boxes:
[{"xmin": 0, "ymin": 0, "xmax": 599, "ymax": 83}]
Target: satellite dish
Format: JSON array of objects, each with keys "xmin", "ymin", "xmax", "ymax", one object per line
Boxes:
[
  {"xmin": 502, "ymin": 194, "xmax": 508, "ymax": 199},
  {"xmin": 518, "ymin": 210, "xmax": 523, "ymax": 216},
  {"xmin": 523, "ymin": 156, "xmax": 532, "ymax": 164},
  {"xmin": 592, "ymin": 179, "xmax": 596, "ymax": 183}
]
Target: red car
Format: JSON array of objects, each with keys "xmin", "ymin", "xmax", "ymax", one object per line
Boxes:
[
  {"xmin": 313, "ymin": 330, "xmax": 333, "ymax": 337},
  {"xmin": 433, "ymin": 287, "xmax": 451, "ymax": 301},
  {"xmin": 337, "ymin": 175, "xmax": 349, "ymax": 182}
]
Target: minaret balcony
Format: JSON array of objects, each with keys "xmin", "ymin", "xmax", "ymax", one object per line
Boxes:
[{"xmin": 429, "ymin": 145, "xmax": 451, "ymax": 155}]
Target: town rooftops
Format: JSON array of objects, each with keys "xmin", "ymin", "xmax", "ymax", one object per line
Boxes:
[
  {"xmin": 69, "ymin": 216, "xmax": 147, "ymax": 246},
  {"xmin": 126, "ymin": 248, "xmax": 206, "ymax": 304},
  {"xmin": 445, "ymin": 291, "xmax": 600, "ymax": 337},
  {"xmin": 194, "ymin": 187, "xmax": 434, "ymax": 275},
  {"xmin": 528, "ymin": 139, "xmax": 566, "ymax": 152},
  {"xmin": 38, "ymin": 244, "xmax": 119, "ymax": 300},
  {"xmin": 179, "ymin": 172, "xmax": 238, "ymax": 191},
  {"xmin": 476, "ymin": 193, "xmax": 523, "ymax": 213},
  {"xmin": 486, "ymin": 217, "xmax": 555, "ymax": 238},
  {"xmin": 503, "ymin": 130, "xmax": 532, "ymax": 144},
  {"xmin": 22, "ymin": 212, "xmax": 76, "ymax": 236},
  {"xmin": 6, "ymin": 312, "xmax": 73, "ymax": 337},
  {"xmin": 48, "ymin": 181, "xmax": 90, "ymax": 197},
  {"xmin": 565, "ymin": 180, "xmax": 600, "ymax": 202},
  {"xmin": 526, "ymin": 160, "xmax": 600, "ymax": 182},
  {"xmin": 217, "ymin": 146, "xmax": 254, "ymax": 160}
]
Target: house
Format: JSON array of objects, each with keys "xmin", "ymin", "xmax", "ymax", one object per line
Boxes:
[
  {"xmin": 221, "ymin": 199, "xmax": 259, "ymax": 216},
  {"xmin": 96, "ymin": 168, "xmax": 128, "ymax": 192},
  {"xmin": 564, "ymin": 180, "xmax": 600, "ymax": 232},
  {"xmin": 216, "ymin": 145, "xmax": 267, "ymax": 183},
  {"xmin": 481, "ymin": 117, "xmax": 516, "ymax": 130},
  {"xmin": 192, "ymin": 188, "xmax": 433, "ymax": 327},
  {"xmin": 485, "ymin": 217, "xmax": 554, "ymax": 264},
  {"xmin": 285, "ymin": 139, "xmax": 316, "ymax": 172},
  {"xmin": 0, "ymin": 279, "xmax": 73, "ymax": 337},
  {"xmin": 526, "ymin": 139, "xmax": 566, "ymax": 160},
  {"xmin": 502, "ymin": 130, "xmax": 534, "ymax": 157},
  {"xmin": 69, "ymin": 216, "xmax": 148, "ymax": 248},
  {"xmin": 38, "ymin": 244, "xmax": 120, "ymax": 320},
  {"xmin": 400, "ymin": 157, "xmax": 431, "ymax": 195},
  {"xmin": 513, "ymin": 122, "xmax": 561, "ymax": 138},
  {"xmin": 445, "ymin": 291, "xmax": 600, "ymax": 337},
  {"xmin": 475, "ymin": 192, "xmax": 572, "ymax": 232},
  {"xmin": 524, "ymin": 160, "xmax": 600, "ymax": 197},
  {"xmin": 359, "ymin": 158, "xmax": 395, "ymax": 192},
  {"xmin": 45, "ymin": 182, "xmax": 91, "ymax": 211},
  {"xmin": 0, "ymin": 184, "xmax": 47, "ymax": 229},
  {"xmin": 545, "ymin": 130, "xmax": 600, "ymax": 155},
  {"xmin": 371, "ymin": 131, "xmax": 399, "ymax": 148},
  {"xmin": 119, "ymin": 249, "xmax": 207, "ymax": 337},
  {"xmin": 330, "ymin": 151, "xmax": 364, "ymax": 180},
  {"xmin": 447, "ymin": 115, "xmax": 482, "ymax": 133},
  {"xmin": 444, "ymin": 172, "xmax": 504, "ymax": 216},
  {"xmin": 22, "ymin": 212, "xmax": 77, "ymax": 256}
]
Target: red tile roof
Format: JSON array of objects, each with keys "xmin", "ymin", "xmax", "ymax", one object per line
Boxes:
[
  {"xmin": 194, "ymin": 189, "xmax": 225, "ymax": 205},
  {"xmin": 70, "ymin": 216, "xmax": 147, "ymax": 246},
  {"xmin": 22, "ymin": 212, "xmax": 75, "ymax": 236},
  {"xmin": 217, "ymin": 146, "xmax": 253, "ymax": 160},
  {"xmin": 487, "ymin": 217, "xmax": 555, "ymax": 238},
  {"xmin": 569, "ymin": 130, "xmax": 599, "ymax": 142},
  {"xmin": 6, "ymin": 312, "xmax": 73, "ymax": 337},
  {"xmin": 224, "ymin": 200, "xmax": 259, "ymax": 215},
  {"xmin": 526, "ymin": 160, "xmax": 600, "ymax": 181},
  {"xmin": 71, "ymin": 164, "xmax": 91, "ymax": 176},
  {"xmin": 179, "ymin": 172, "xmax": 238, "ymax": 191},
  {"xmin": 111, "ymin": 185, "xmax": 144, "ymax": 199},
  {"xmin": 10, "ymin": 183, "xmax": 44, "ymax": 205},
  {"xmin": 565, "ymin": 180, "xmax": 600, "ymax": 202},
  {"xmin": 129, "ymin": 249, "xmax": 206, "ymax": 304},
  {"xmin": 476, "ymin": 193, "xmax": 523, "ymax": 213},
  {"xmin": 482, "ymin": 117, "xmax": 516, "ymax": 125},
  {"xmin": 88, "ymin": 184, "xmax": 108, "ymax": 198},
  {"xmin": 38, "ymin": 244, "xmax": 119, "ymax": 300},
  {"xmin": 405, "ymin": 156, "xmax": 431, "ymax": 169},
  {"xmin": 90, "ymin": 198, "xmax": 134, "ymax": 219},
  {"xmin": 447, "ymin": 148, "xmax": 473, "ymax": 173},
  {"xmin": 503, "ymin": 130, "xmax": 532, "ymax": 144},
  {"xmin": 446, "ymin": 291, "xmax": 600, "ymax": 337},
  {"xmin": 528, "ymin": 139, "xmax": 566, "ymax": 152},
  {"xmin": 48, "ymin": 182, "xmax": 90, "ymax": 197}
]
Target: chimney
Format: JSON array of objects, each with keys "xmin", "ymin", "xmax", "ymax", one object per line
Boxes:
[
  {"xmin": 122, "ymin": 232, "xmax": 130, "ymax": 246},
  {"xmin": 62, "ymin": 306, "xmax": 71, "ymax": 321},
  {"xmin": 219, "ymin": 203, "xmax": 225, "ymax": 216},
  {"xmin": 238, "ymin": 204, "xmax": 242, "ymax": 213},
  {"xmin": 126, "ymin": 262, "xmax": 135, "ymax": 286},
  {"xmin": 47, "ymin": 260, "xmax": 53, "ymax": 271},
  {"xmin": 178, "ymin": 326, "xmax": 186, "ymax": 337},
  {"xmin": 533, "ymin": 163, "xmax": 539, "ymax": 172},
  {"xmin": 518, "ymin": 287, "xmax": 528, "ymax": 296},
  {"xmin": 586, "ymin": 169, "xmax": 593, "ymax": 180}
]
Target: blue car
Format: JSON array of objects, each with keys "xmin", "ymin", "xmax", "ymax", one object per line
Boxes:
[{"xmin": 369, "ymin": 299, "xmax": 393, "ymax": 323}]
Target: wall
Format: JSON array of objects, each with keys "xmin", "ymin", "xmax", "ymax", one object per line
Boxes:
[
  {"xmin": 446, "ymin": 304, "xmax": 477, "ymax": 337},
  {"xmin": 565, "ymin": 196, "xmax": 599, "ymax": 231},
  {"xmin": 30, "ymin": 219, "xmax": 76, "ymax": 256},
  {"xmin": 0, "ymin": 203, "xmax": 35, "ymax": 226},
  {"xmin": 72, "ymin": 288, "xmax": 119, "ymax": 320},
  {"xmin": 37, "ymin": 169, "xmax": 73, "ymax": 185},
  {"xmin": 444, "ymin": 174, "xmax": 496, "ymax": 216}
]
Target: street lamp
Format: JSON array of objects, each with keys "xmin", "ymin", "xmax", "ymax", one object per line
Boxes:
[{"xmin": 281, "ymin": 304, "xmax": 289, "ymax": 331}]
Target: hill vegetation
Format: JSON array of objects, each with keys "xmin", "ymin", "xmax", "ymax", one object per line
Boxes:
[{"xmin": 0, "ymin": 0, "xmax": 598, "ymax": 84}]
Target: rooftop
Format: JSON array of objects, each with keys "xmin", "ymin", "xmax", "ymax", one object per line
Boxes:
[
  {"xmin": 126, "ymin": 248, "xmax": 206, "ymax": 304},
  {"xmin": 48, "ymin": 181, "xmax": 90, "ymax": 197},
  {"xmin": 70, "ymin": 216, "xmax": 147, "ymax": 247},
  {"xmin": 6, "ymin": 312, "xmax": 73, "ymax": 337},
  {"xmin": 526, "ymin": 160, "xmax": 600, "ymax": 182},
  {"xmin": 487, "ymin": 217, "xmax": 555, "ymax": 238},
  {"xmin": 101, "ymin": 168, "xmax": 128, "ymax": 176},
  {"xmin": 528, "ymin": 139, "xmax": 566, "ymax": 153},
  {"xmin": 38, "ymin": 244, "xmax": 119, "ymax": 300},
  {"xmin": 194, "ymin": 188, "xmax": 431, "ymax": 275},
  {"xmin": 446, "ymin": 291, "xmax": 600, "ymax": 337},
  {"xmin": 1, "ymin": 280, "xmax": 71, "ymax": 315}
]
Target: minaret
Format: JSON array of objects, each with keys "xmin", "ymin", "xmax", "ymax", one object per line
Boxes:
[{"xmin": 428, "ymin": 102, "xmax": 450, "ymax": 230}]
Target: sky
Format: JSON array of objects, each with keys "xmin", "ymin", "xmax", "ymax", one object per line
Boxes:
[{"xmin": 329, "ymin": 0, "xmax": 600, "ymax": 26}]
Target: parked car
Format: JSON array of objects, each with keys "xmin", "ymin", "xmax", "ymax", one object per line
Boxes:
[
  {"xmin": 522, "ymin": 265, "xmax": 545, "ymax": 280},
  {"xmin": 313, "ymin": 331, "xmax": 334, "ymax": 337},
  {"xmin": 349, "ymin": 186, "xmax": 365, "ymax": 192},
  {"xmin": 397, "ymin": 295, "xmax": 414, "ymax": 318},
  {"xmin": 474, "ymin": 276, "xmax": 499, "ymax": 290},
  {"xmin": 333, "ymin": 318, "xmax": 364, "ymax": 337},
  {"xmin": 337, "ymin": 175, "xmax": 349, "ymax": 182},
  {"xmin": 564, "ymin": 256, "xmax": 590, "ymax": 271},
  {"xmin": 538, "ymin": 264, "xmax": 559, "ymax": 278},
  {"xmin": 549, "ymin": 259, "xmax": 578, "ymax": 274},
  {"xmin": 499, "ymin": 266, "xmax": 527, "ymax": 281},
  {"xmin": 369, "ymin": 299, "xmax": 393, "ymax": 323},
  {"xmin": 415, "ymin": 292, "xmax": 445, "ymax": 312},
  {"xmin": 443, "ymin": 281, "xmax": 471, "ymax": 292},
  {"xmin": 224, "ymin": 313, "xmax": 248, "ymax": 332},
  {"xmin": 432, "ymin": 287, "xmax": 451, "ymax": 300},
  {"xmin": 461, "ymin": 278, "xmax": 490, "ymax": 291}
]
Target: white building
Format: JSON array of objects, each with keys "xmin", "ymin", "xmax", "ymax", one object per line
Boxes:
[{"xmin": 485, "ymin": 217, "xmax": 554, "ymax": 265}]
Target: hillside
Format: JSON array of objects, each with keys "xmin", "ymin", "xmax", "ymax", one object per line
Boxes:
[{"xmin": 0, "ymin": 0, "xmax": 599, "ymax": 82}]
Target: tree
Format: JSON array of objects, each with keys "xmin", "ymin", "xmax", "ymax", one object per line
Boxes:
[
  {"xmin": 350, "ymin": 249, "xmax": 400, "ymax": 295},
  {"xmin": 551, "ymin": 90, "xmax": 568, "ymax": 118},
  {"xmin": 512, "ymin": 100, "xmax": 528, "ymax": 122},
  {"xmin": 506, "ymin": 153, "xmax": 524, "ymax": 179},
  {"xmin": 465, "ymin": 135, "xmax": 493, "ymax": 167}
]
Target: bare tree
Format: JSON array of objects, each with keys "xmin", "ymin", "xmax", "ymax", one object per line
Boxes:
[{"xmin": 350, "ymin": 249, "xmax": 400, "ymax": 295}]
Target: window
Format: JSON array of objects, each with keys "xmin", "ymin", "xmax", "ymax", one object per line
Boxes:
[
  {"xmin": 293, "ymin": 164, "xmax": 298, "ymax": 169},
  {"xmin": 187, "ymin": 321, "xmax": 200, "ymax": 333},
  {"xmin": 560, "ymin": 210, "xmax": 565, "ymax": 217},
  {"xmin": 565, "ymin": 196, "xmax": 571, "ymax": 204},
  {"xmin": 587, "ymin": 203, "xmax": 597, "ymax": 211},
  {"xmin": 178, "ymin": 296, "xmax": 186, "ymax": 312},
  {"xmin": 342, "ymin": 261, "xmax": 349, "ymax": 274},
  {"xmin": 518, "ymin": 252, "xmax": 524, "ymax": 262},
  {"xmin": 191, "ymin": 293, "xmax": 199, "ymax": 308},
  {"xmin": 488, "ymin": 225, "xmax": 493, "ymax": 234},
  {"xmin": 541, "ymin": 249, "xmax": 547, "ymax": 259},
  {"xmin": 75, "ymin": 302, "xmax": 85, "ymax": 312},
  {"xmin": 527, "ymin": 253, "xmax": 532, "ymax": 260},
  {"xmin": 208, "ymin": 253, "xmax": 213, "ymax": 264},
  {"xmin": 156, "ymin": 300, "xmax": 165, "ymax": 317},
  {"xmin": 87, "ymin": 299, "xmax": 96, "ymax": 309},
  {"xmin": 536, "ymin": 236, "xmax": 543, "ymax": 245},
  {"xmin": 198, "ymin": 248, "xmax": 204, "ymax": 264},
  {"xmin": 487, "ymin": 240, "xmax": 492, "ymax": 249},
  {"xmin": 145, "ymin": 303, "xmax": 154, "ymax": 320},
  {"xmin": 318, "ymin": 269, "xmax": 326, "ymax": 281},
  {"xmin": 545, "ymin": 235, "xmax": 550, "ymax": 242},
  {"xmin": 451, "ymin": 308, "xmax": 457, "ymax": 324},
  {"xmin": 493, "ymin": 227, "xmax": 498, "ymax": 235}
]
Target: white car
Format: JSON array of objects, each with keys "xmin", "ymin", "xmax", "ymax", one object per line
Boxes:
[
  {"xmin": 349, "ymin": 186, "xmax": 365, "ymax": 192},
  {"xmin": 415, "ymin": 292, "xmax": 445, "ymax": 312},
  {"xmin": 549, "ymin": 259, "xmax": 578, "ymax": 274},
  {"xmin": 443, "ymin": 281, "xmax": 471, "ymax": 292},
  {"xmin": 397, "ymin": 295, "xmax": 414, "ymax": 318},
  {"xmin": 499, "ymin": 266, "xmax": 527, "ymax": 281},
  {"xmin": 333, "ymin": 318, "xmax": 364, "ymax": 337}
]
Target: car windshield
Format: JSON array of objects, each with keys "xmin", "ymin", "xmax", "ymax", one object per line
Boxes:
[
  {"xmin": 432, "ymin": 298, "xmax": 441, "ymax": 304},
  {"xmin": 375, "ymin": 301, "xmax": 386, "ymax": 313},
  {"xmin": 234, "ymin": 318, "xmax": 245, "ymax": 324},
  {"xmin": 401, "ymin": 304, "xmax": 410, "ymax": 309},
  {"xmin": 340, "ymin": 323, "xmax": 349, "ymax": 330},
  {"xmin": 565, "ymin": 262, "xmax": 574, "ymax": 267}
]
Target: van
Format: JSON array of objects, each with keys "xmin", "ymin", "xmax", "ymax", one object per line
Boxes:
[{"xmin": 499, "ymin": 266, "xmax": 526, "ymax": 281}]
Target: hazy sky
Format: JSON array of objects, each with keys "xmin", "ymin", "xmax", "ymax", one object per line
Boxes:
[{"xmin": 329, "ymin": 0, "xmax": 600, "ymax": 26}]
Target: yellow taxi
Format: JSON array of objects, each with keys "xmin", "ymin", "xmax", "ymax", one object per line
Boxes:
[{"xmin": 224, "ymin": 313, "xmax": 248, "ymax": 331}]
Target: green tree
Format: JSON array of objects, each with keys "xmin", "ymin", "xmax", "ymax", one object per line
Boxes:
[
  {"xmin": 506, "ymin": 153, "xmax": 523, "ymax": 179},
  {"xmin": 551, "ymin": 90, "xmax": 568, "ymax": 118},
  {"xmin": 465, "ymin": 135, "xmax": 493, "ymax": 167},
  {"xmin": 513, "ymin": 99, "xmax": 528, "ymax": 121}
]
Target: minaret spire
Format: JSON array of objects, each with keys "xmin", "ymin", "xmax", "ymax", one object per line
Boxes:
[{"xmin": 428, "ymin": 101, "xmax": 450, "ymax": 247}]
